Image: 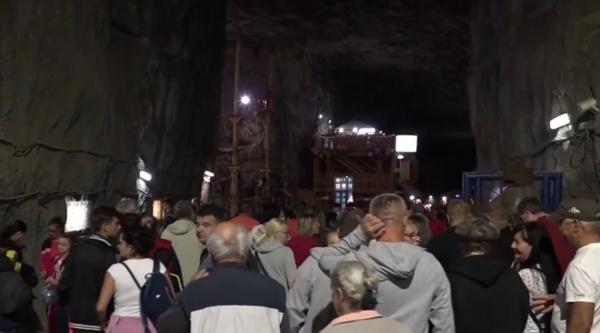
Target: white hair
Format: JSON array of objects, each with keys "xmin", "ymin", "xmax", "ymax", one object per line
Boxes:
[
  {"xmin": 206, "ymin": 224, "xmax": 251, "ymax": 262},
  {"xmin": 331, "ymin": 261, "xmax": 378, "ymax": 306}
]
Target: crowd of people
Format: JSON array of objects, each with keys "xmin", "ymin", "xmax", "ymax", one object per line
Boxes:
[{"xmin": 0, "ymin": 192, "xmax": 599, "ymax": 333}]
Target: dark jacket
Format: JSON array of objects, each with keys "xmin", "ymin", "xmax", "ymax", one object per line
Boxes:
[
  {"xmin": 428, "ymin": 226, "xmax": 514, "ymax": 270},
  {"xmin": 0, "ymin": 253, "xmax": 39, "ymax": 333},
  {"xmin": 446, "ymin": 255, "xmax": 530, "ymax": 333},
  {"xmin": 0, "ymin": 239, "xmax": 38, "ymax": 288},
  {"xmin": 157, "ymin": 262, "xmax": 289, "ymax": 333},
  {"xmin": 58, "ymin": 235, "xmax": 117, "ymax": 331},
  {"xmin": 427, "ymin": 227, "xmax": 464, "ymax": 269}
]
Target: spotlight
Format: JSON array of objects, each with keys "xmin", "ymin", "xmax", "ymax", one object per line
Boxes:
[
  {"xmin": 442, "ymin": 196, "xmax": 448, "ymax": 205},
  {"xmin": 240, "ymin": 95, "xmax": 251, "ymax": 105},
  {"xmin": 352, "ymin": 127, "xmax": 358, "ymax": 133},
  {"xmin": 397, "ymin": 154, "xmax": 405, "ymax": 160},
  {"xmin": 549, "ymin": 113, "xmax": 571, "ymax": 130},
  {"xmin": 204, "ymin": 170, "xmax": 215, "ymax": 178},
  {"xmin": 318, "ymin": 114, "xmax": 323, "ymax": 119},
  {"xmin": 409, "ymin": 195, "xmax": 415, "ymax": 202},
  {"xmin": 139, "ymin": 170, "xmax": 152, "ymax": 182}
]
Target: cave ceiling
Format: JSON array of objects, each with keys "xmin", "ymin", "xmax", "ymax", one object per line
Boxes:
[{"xmin": 227, "ymin": 0, "xmax": 471, "ymax": 136}]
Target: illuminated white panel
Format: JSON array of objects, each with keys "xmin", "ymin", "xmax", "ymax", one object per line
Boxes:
[
  {"xmin": 395, "ymin": 135, "xmax": 418, "ymax": 153},
  {"xmin": 65, "ymin": 197, "xmax": 91, "ymax": 232}
]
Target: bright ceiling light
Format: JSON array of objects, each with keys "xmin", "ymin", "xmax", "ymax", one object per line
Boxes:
[
  {"xmin": 395, "ymin": 135, "xmax": 418, "ymax": 153},
  {"xmin": 139, "ymin": 170, "xmax": 152, "ymax": 182},
  {"xmin": 409, "ymin": 195, "xmax": 415, "ymax": 201},
  {"xmin": 397, "ymin": 154, "xmax": 405, "ymax": 160},
  {"xmin": 352, "ymin": 127, "xmax": 358, "ymax": 133},
  {"xmin": 337, "ymin": 128, "xmax": 344, "ymax": 134},
  {"xmin": 549, "ymin": 113, "xmax": 571, "ymax": 130},
  {"xmin": 240, "ymin": 95, "xmax": 251, "ymax": 105},
  {"xmin": 204, "ymin": 170, "xmax": 215, "ymax": 177},
  {"xmin": 318, "ymin": 114, "xmax": 323, "ymax": 119}
]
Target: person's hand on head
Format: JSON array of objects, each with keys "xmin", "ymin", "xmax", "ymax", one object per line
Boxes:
[
  {"xmin": 361, "ymin": 214, "xmax": 385, "ymax": 239},
  {"xmin": 531, "ymin": 294, "xmax": 555, "ymax": 314}
]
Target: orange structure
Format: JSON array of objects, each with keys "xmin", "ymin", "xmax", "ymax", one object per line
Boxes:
[{"xmin": 313, "ymin": 121, "xmax": 417, "ymax": 208}]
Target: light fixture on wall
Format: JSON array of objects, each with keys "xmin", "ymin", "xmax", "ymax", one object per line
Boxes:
[
  {"xmin": 139, "ymin": 170, "xmax": 152, "ymax": 182},
  {"xmin": 65, "ymin": 196, "xmax": 91, "ymax": 232},
  {"xmin": 201, "ymin": 170, "xmax": 215, "ymax": 203},
  {"xmin": 549, "ymin": 113, "xmax": 571, "ymax": 130}
]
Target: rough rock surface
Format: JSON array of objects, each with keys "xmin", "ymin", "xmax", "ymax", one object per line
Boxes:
[
  {"xmin": 469, "ymin": 0, "xmax": 600, "ymax": 199},
  {"xmin": 0, "ymin": 0, "xmax": 226, "ymax": 255}
]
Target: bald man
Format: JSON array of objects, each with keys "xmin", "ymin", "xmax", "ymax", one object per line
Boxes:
[
  {"xmin": 157, "ymin": 222, "xmax": 289, "ymax": 333},
  {"xmin": 317, "ymin": 193, "xmax": 454, "ymax": 333}
]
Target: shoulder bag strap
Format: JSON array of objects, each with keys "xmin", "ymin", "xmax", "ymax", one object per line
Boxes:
[
  {"xmin": 122, "ymin": 262, "xmax": 150, "ymax": 333},
  {"xmin": 529, "ymin": 309, "xmax": 544, "ymax": 333},
  {"xmin": 253, "ymin": 250, "xmax": 269, "ymax": 277},
  {"xmin": 121, "ymin": 262, "xmax": 142, "ymax": 290}
]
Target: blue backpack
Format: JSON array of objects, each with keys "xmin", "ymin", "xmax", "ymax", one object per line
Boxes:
[{"xmin": 122, "ymin": 259, "xmax": 174, "ymax": 331}]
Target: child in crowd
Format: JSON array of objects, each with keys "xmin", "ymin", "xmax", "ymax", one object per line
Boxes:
[{"xmin": 46, "ymin": 234, "xmax": 74, "ymax": 333}]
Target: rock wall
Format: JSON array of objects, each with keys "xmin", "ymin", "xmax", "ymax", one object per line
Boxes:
[
  {"xmin": 0, "ymin": 0, "xmax": 226, "ymax": 256},
  {"xmin": 470, "ymin": 0, "xmax": 600, "ymax": 199}
]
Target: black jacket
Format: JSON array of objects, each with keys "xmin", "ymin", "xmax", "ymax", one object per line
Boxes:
[
  {"xmin": 428, "ymin": 226, "xmax": 515, "ymax": 270},
  {"xmin": 446, "ymin": 255, "xmax": 530, "ymax": 333},
  {"xmin": 0, "ymin": 253, "xmax": 39, "ymax": 333},
  {"xmin": 58, "ymin": 235, "xmax": 117, "ymax": 331}
]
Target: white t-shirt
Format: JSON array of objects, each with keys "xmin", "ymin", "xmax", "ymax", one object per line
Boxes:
[
  {"xmin": 107, "ymin": 258, "xmax": 166, "ymax": 317},
  {"xmin": 552, "ymin": 243, "xmax": 600, "ymax": 333}
]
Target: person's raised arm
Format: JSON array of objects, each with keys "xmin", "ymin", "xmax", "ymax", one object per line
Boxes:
[{"xmin": 319, "ymin": 214, "xmax": 384, "ymax": 274}]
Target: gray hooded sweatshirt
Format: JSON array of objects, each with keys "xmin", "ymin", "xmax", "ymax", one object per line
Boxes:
[
  {"xmin": 161, "ymin": 218, "xmax": 204, "ymax": 286},
  {"xmin": 318, "ymin": 227, "xmax": 455, "ymax": 333},
  {"xmin": 287, "ymin": 247, "xmax": 332, "ymax": 333},
  {"xmin": 255, "ymin": 239, "xmax": 297, "ymax": 291}
]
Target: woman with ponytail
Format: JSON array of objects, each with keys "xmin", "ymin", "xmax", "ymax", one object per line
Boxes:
[{"xmin": 320, "ymin": 261, "xmax": 412, "ymax": 333}]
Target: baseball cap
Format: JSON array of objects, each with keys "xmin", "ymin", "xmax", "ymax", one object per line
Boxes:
[{"xmin": 550, "ymin": 198, "xmax": 600, "ymax": 222}]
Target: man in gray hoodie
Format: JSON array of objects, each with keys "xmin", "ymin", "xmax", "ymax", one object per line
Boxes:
[
  {"xmin": 161, "ymin": 201, "xmax": 203, "ymax": 285},
  {"xmin": 317, "ymin": 193, "xmax": 455, "ymax": 333}
]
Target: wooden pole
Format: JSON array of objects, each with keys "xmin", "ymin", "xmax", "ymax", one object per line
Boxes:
[
  {"xmin": 229, "ymin": 39, "xmax": 242, "ymax": 216},
  {"xmin": 263, "ymin": 54, "xmax": 274, "ymax": 198}
]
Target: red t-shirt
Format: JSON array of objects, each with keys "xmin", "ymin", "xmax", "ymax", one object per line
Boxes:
[
  {"xmin": 288, "ymin": 235, "xmax": 319, "ymax": 267},
  {"xmin": 230, "ymin": 214, "xmax": 260, "ymax": 231},
  {"xmin": 287, "ymin": 218, "xmax": 299, "ymax": 239},
  {"xmin": 429, "ymin": 218, "xmax": 448, "ymax": 238}
]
